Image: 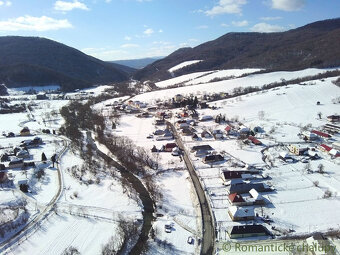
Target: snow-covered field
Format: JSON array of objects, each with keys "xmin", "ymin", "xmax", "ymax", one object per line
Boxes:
[
  {"xmin": 133, "ymin": 68, "xmax": 338, "ymax": 104},
  {"xmin": 156, "ymin": 71, "xmax": 212, "ymax": 88},
  {"xmin": 156, "ymin": 68, "xmax": 262, "ymax": 88},
  {"xmin": 9, "ymin": 213, "xmax": 119, "ymax": 255},
  {"xmin": 168, "ymin": 60, "xmax": 202, "ymax": 73}
]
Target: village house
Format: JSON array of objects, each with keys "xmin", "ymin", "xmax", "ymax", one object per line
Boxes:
[
  {"xmin": 18, "ymin": 179, "xmax": 29, "ymax": 192},
  {"xmin": 288, "ymin": 144, "xmax": 309, "ymax": 156},
  {"xmin": 16, "ymin": 149, "xmax": 30, "ymax": 159},
  {"xmin": 228, "ymin": 225, "xmax": 270, "ymax": 239},
  {"xmin": 153, "ymin": 129, "xmax": 165, "ymax": 136},
  {"xmin": 156, "ymin": 132, "xmax": 173, "ymax": 141},
  {"xmin": 332, "ymin": 141, "xmax": 340, "ymax": 151},
  {"xmin": 202, "ymin": 154, "xmax": 224, "ymax": 164},
  {"xmin": 323, "ymin": 123, "xmax": 340, "ymax": 134},
  {"xmin": 228, "ymin": 192, "xmax": 257, "ymax": 206},
  {"xmin": 163, "ymin": 143, "xmax": 177, "ymax": 152},
  {"xmin": 311, "ymin": 130, "xmax": 331, "ymax": 139},
  {"xmin": 191, "ymin": 144, "xmax": 214, "ymax": 153},
  {"xmin": 8, "ymin": 158, "xmax": 24, "ymax": 169},
  {"xmin": 154, "ymin": 119, "xmax": 165, "ymax": 126},
  {"xmin": 226, "ymin": 182, "xmax": 272, "ymax": 194},
  {"xmin": 329, "ymin": 149, "xmax": 340, "ymax": 158},
  {"xmin": 302, "ymin": 131, "xmax": 318, "ymax": 141},
  {"xmin": 147, "ymin": 106, "xmax": 158, "ymax": 112},
  {"xmin": 239, "ymin": 127, "xmax": 251, "ymax": 139},
  {"xmin": 36, "ymin": 93, "xmax": 48, "ymax": 100},
  {"xmin": 251, "ymin": 125, "xmax": 264, "ymax": 133},
  {"xmin": 20, "ymin": 127, "xmax": 30, "ymax": 136},
  {"xmin": 327, "ymin": 114, "xmax": 340, "ymax": 122},
  {"xmin": 1, "ymin": 153, "xmax": 10, "ymax": 162},
  {"xmin": 319, "ymin": 144, "xmax": 332, "ymax": 153},
  {"xmin": 228, "ymin": 206, "xmax": 255, "ymax": 221},
  {"xmin": 201, "ymin": 130, "xmax": 212, "ymax": 138},
  {"xmin": 212, "ymin": 130, "xmax": 224, "ymax": 140},
  {"xmin": 190, "ymin": 110, "xmax": 199, "ymax": 119},
  {"xmin": 194, "ymin": 149, "xmax": 211, "ymax": 157},
  {"xmin": 179, "ymin": 111, "xmax": 189, "ymax": 118},
  {"xmin": 220, "ymin": 170, "xmax": 244, "ymax": 182},
  {"xmin": 192, "ymin": 133, "xmax": 200, "ymax": 141},
  {"xmin": 199, "ymin": 115, "xmax": 213, "ymax": 122},
  {"xmin": 248, "ymin": 136, "xmax": 262, "ymax": 145},
  {"xmin": 228, "ymin": 193, "xmax": 247, "ymax": 206},
  {"xmin": 176, "ymin": 122, "xmax": 190, "ymax": 129},
  {"xmin": 225, "ymin": 125, "xmax": 232, "ymax": 135},
  {"xmin": 198, "ymin": 102, "xmax": 209, "ymax": 109},
  {"xmin": 249, "ymin": 188, "xmax": 265, "ymax": 205},
  {"xmin": 181, "ymin": 127, "xmax": 196, "ymax": 136},
  {"xmin": 278, "ymin": 152, "xmax": 296, "ymax": 163},
  {"xmin": 174, "ymin": 94, "xmax": 184, "ymax": 103},
  {"xmin": 151, "ymin": 145, "xmax": 158, "ymax": 153}
]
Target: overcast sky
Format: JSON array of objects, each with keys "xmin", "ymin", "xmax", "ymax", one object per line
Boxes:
[{"xmin": 0, "ymin": 0, "xmax": 339, "ymax": 60}]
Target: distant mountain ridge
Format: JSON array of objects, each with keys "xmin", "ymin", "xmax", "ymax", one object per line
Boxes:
[
  {"xmin": 134, "ymin": 18, "xmax": 340, "ymax": 81},
  {"xmin": 110, "ymin": 57, "xmax": 163, "ymax": 69},
  {"xmin": 0, "ymin": 36, "xmax": 130, "ymax": 91}
]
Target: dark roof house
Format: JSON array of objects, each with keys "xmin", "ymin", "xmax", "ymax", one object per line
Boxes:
[
  {"xmin": 191, "ymin": 145, "xmax": 213, "ymax": 152},
  {"xmin": 228, "ymin": 225, "xmax": 270, "ymax": 239},
  {"xmin": 203, "ymin": 154, "xmax": 224, "ymax": 164}
]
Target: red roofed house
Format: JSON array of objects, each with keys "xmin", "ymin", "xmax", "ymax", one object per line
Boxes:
[
  {"xmin": 225, "ymin": 126, "xmax": 232, "ymax": 134},
  {"xmin": 319, "ymin": 144, "xmax": 332, "ymax": 152},
  {"xmin": 164, "ymin": 143, "xmax": 177, "ymax": 152},
  {"xmin": 311, "ymin": 130, "xmax": 331, "ymax": 138},
  {"xmin": 248, "ymin": 136, "xmax": 262, "ymax": 145},
  {"xmin": 228, "ymin": 193, "xmax": 245, "ymax": 205}
]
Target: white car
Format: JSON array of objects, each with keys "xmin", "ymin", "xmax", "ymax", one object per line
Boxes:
[
  {"xmin": 187, "ymin": 236, "xmax": 194, "ymax": 244},
  {"xmin": 171, "ymin": 147, "xmax": 180, "ymax": 156}
]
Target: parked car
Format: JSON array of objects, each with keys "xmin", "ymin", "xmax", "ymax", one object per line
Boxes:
[
  {"xmin": 187, "ymin": 236, "xmax": 194, "ymax": 244},
  {"xmin": 164, "ymin": 224, "xmax": 172, "ymax": 233},
  {"xmin": 146, "ymin": 134, "xmax": 154, "ymax": 139},
  {"xmin": 171, "ymin": 147, "xmax": 180, "ymax": 156}
]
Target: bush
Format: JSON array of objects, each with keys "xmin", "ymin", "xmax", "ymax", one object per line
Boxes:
[
  {"xmin": 323, "ymin": 190, "xmax": 332, "ymax": 198},
  {"xmin": 61, "ymin": 246, "xmax": 80, "ymax": 255}
]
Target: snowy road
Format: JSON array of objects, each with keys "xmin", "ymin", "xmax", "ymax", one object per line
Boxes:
[{"xmin": 168, "ymin": 122, "xmax": 216, "ymax": 255}]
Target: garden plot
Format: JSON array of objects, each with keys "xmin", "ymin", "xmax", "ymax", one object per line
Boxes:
[{"xmin": 58, "ymin": 149, "xmax": 142, "ymax": 217}]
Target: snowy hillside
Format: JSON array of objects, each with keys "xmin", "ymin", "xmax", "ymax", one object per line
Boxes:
[{"xmin": 168, "ymin": 60, "xmax": 202, "ymax": 73}]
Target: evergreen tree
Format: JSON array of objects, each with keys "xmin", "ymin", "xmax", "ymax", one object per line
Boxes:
[{"xmin": 41, "ymin": 152, "xmax": 47, "ymax": 162}]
